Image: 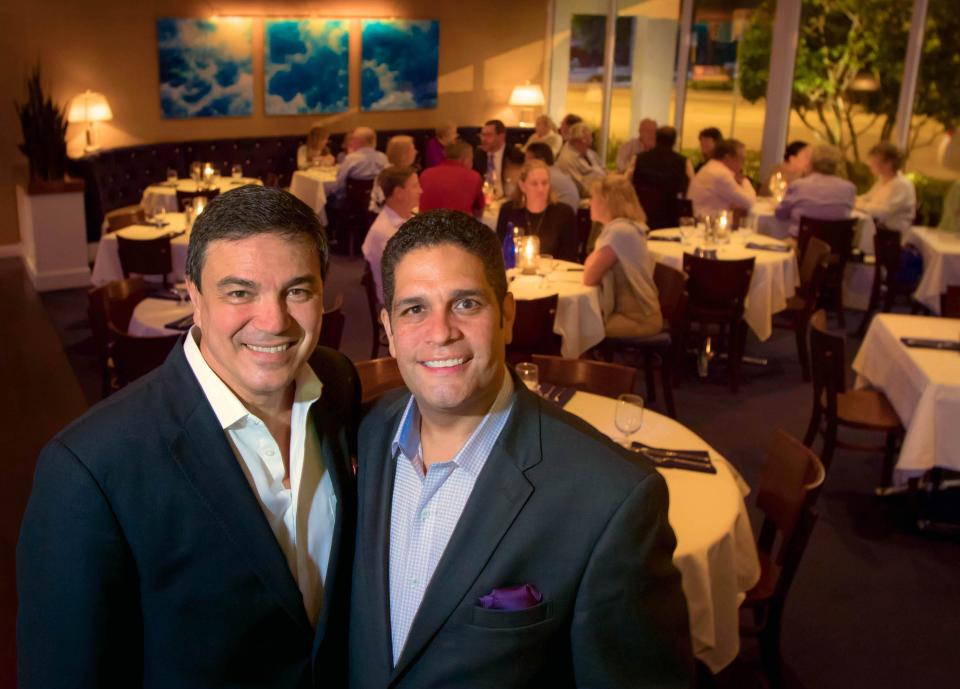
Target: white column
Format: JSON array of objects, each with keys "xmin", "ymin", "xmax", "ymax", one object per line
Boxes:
[
  {"xmin": 673, "ymin": 0, "xmax": 695, "ymax": 148},
  {"xmin": 758, "ymin": 0, "xmax": 802, "ymax": 182},
  {"xmin": 598, "ymin": 0, "xmax": 618, "ymax": 166},
  {"xmin": 631, "ymin": 17, "xmax": 680, "ymax": 131},
  {"xmin": 894, "ymin": 0, "xmax": 929, "ymax": 150}
]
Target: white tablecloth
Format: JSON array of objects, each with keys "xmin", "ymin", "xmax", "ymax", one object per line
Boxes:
[
  {"xmin": 564, "ymin": 391, "xmax": 760, "ymax": 672},
  {"xmin": 906, "ymin": 226, "xmax": 960, "ymax": 314},
  {"xmin": 648, "ymin": 229, "xmax": 799, "ymax": 341},
  {"xmin": 129, "ymin": 298, "xmax": 193, "ymax": 337},
  {"xmin": 141, "ymin": 178, "xmax": 262, "ymax": 214},
  {"xmin": 852, "ymin": 314, "xmax": 960, "ymax": 480},
  {"xmin": 91, "ymin": 213, "xmax": 189, "ymax": 286},
  {"xmin": 289, "ymin": 168, "xmax": 338, "ymax": 225},
  {"xmin": 508, "ymin": 261, "xmax": 611, "ymax": 359}
]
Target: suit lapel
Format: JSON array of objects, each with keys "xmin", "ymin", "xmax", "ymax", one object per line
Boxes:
[{"xmin": 390, "ymin": 384, "xmax": 543, "ymax": 681}]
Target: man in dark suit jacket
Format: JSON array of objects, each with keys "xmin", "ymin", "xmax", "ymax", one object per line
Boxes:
[
  {"xmin": 17, "ymin": 186, "xmax": 359, "ymax": 689},
  {"xmin": 632, "ymin": 125, "xmax": 695, "ymax": 229},
  {"xmin": 472, "ymin": 119, "xmax": 507, "ymax": 196},
  {"xmin": 349, "ymin": 209, "xmax": 692, "ymax": 688}
]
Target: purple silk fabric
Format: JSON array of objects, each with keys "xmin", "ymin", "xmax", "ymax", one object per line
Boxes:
[{"xmin": 478, "ymin": 584, "xmax": 543, "ymax": 610}]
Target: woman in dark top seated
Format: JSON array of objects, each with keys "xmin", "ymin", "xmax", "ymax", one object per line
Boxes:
[{"xmin": 495, "ymin": 159, "xmax": 578, "ymax": 262}]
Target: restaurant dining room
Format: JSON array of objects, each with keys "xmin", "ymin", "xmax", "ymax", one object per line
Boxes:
[{"xmin": 3, "ymin": 0, "xmax": 959, "ymax": 687}]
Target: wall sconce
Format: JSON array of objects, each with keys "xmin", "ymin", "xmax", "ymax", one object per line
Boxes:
[
  {"xmin": 509, "ymin": 82, "xmax": 545, "ymax": 128},
  {"xmin": 67, "ymin": 90, "xmax": 113, "ymax": 153}
]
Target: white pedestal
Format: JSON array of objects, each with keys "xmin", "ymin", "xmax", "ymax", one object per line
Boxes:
[{"xmin": 16, "ymin": 183, "xmax": 91, "ymax": 291}]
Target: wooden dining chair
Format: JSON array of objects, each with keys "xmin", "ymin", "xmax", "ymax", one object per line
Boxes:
[
  {"xmin": 682, "ymin": 253, "xmax": 756, "ymax": 392},
  {"xmin": 530, "ymin": 355, "xmax": 637, "ymax": 399},
  {"xmin": 803, "ymin": 310, "xmax": 903, "ymax": 492},
  {"xmin": 507, "ymin": 294, "xmax": 561, "ymax": 364},
  {"xmin": 941, "ymin": 285, "xmax": 960, "ymax": 318},
  {"xmin": 796, "ymin": 216, "xmax": 856, "ymax": 327},
  {"xmin": 774, "ymin": 237, "xmax": 832, "ymax": 381},
  {"xmin": 88, "ymin": 277, "xmax": 148, "ymax": 397},
  {"xmin": 342, "ymin": 177, "xmax": 376, "ymax": 256},
  {"xmin": 361, "ymin": 260, "xmax": 389, "ymax": 359},
  {"xmin": 354, "ymin": 357, "xmax": 406, "ymax": 407},
  {"xmin": 116, "ymin": 234, "xmax": 174, "ymax": 288},
  {"xmin": 856, "ymin": 226, "xmax": 923, "ymax": 336},
  {"xmin": 107, "ymin": 322, "xmax": 180, "ymax": 388},
  {"xmin": 175, "ymin": 187, "xmax": 220, "ymax": 212},
  {"xmin": 676, "ymin": 198, "xmax": 694, "ymax": 220},
  {"xmin": 317, "ymin": 294, "xmax": 346, "ymax": 351},
  {"xmin": 741, "ymin": 429, "xmax": 825, "ymax": 689},
  {"xmin": 575, "ymin": 207, "xmax": 593, "ymax": 262},
  {"xmin": 105, "ymin": 206, "xmax": 146, "ymax": 234}
]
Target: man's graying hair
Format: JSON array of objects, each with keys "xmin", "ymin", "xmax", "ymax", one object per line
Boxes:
[
  {"xmin": 380, "ymin": 209, "xmax": 508, "ymax": 318},
  {"xmin": 185, "ymin": 185, "xmax": 329, "ymax": 289}
]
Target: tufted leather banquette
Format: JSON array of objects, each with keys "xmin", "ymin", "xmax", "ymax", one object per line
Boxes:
[{"xmin": 69, "ymin": 126, "xmax": 533, "ymax": 241}]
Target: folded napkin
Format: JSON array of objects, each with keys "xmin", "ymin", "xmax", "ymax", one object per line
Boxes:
[
  {"xmin": 900, "ymin": 337, "xmax": 960, "ymax": 351},
  {"xmin": 164, "ymin": 314, "xmax": 194, "ymax": 332},
  {"xmin": 745, "ymin": 241, "xmax": 791, "ymax": 253},
  {"xmin": 631, "ymin": 442, "xmax": 717, "ymax": 474},
  {"xmin": 648, "ymin": 235, "xmax": 682, "ymax": 243},
  {"xmin": 478, "ymin": 584, "xmax": 542, "ymax": 611},
  {"xmin": 537, "ymin": 384, "xmax": 577, "ymax": 408}
]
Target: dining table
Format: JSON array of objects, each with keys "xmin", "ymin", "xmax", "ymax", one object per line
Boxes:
[
  {"xmin": 647, "ymin": 228, "xmax": 799, "ymax": 341},
  {"xmin": 563, "ymin": 390, "xmax": 760, "ymax": 672},
  {"xmin": 128, "ymin": 296, "xmax": 193, "ymax": 337},
  {"xmin": 289, "ymin": 166, "xmax": 339, "ymax": 225},
  {"xmin": 904, "ymin": 226, "xmax": 960, "ymax": 314},
  {"xmin": 141, "ymin": 177, "xmax": 262, "ymax": 215},
  {"xmin": 852, "ymin": 313, "xmax": 960, "ymax": 482},
  {"xmin": 91, "ymin": 213, "xmax": 189, "ymax": 286}
]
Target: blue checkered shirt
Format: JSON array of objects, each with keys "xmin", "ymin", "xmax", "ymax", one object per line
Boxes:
[{"xmin": 388, "ymin": 372, "xmax": 515, "ymax": 665}]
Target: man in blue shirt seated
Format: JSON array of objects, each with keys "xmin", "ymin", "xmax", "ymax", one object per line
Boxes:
[
  {"xmin": 775, "ymin": 144, "xmax": 856, "ymax": 237},
  {"xmin": 348, "ymin": 209, "xmax": 692, "ymax": 689},
  {"xmin": 329, "ymin": 126, "xmax": 389, "ymax": 199}
]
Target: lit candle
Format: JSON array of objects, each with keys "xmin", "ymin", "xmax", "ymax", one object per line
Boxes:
[
  {"xmin": 519, "ymin": 235, "xmax": 540, "ymax": 275},
  {"xmin": 202, "ymin": 163, "xmax": 215, "ymax": 185},
  {"xmin": 193, "ymin": 196, "xmax": 207, "ymax": 217}
]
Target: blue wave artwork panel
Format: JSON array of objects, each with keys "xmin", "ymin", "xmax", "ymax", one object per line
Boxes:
[
  {"xmin": 361, "ymin": 19, "xmax": 439, "ymax": 112},
  {"xmin": 157, "ymin": 18, "xmax": 253, "ymax": 119},
  {"xmin": 265, "ymin": 19, "xmax": 349, "ymax": 115}
]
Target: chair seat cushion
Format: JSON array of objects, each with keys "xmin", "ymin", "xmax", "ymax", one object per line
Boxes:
[{"xmin": 825, "ymin": 389, "xmax": 901, "ymax": 429}]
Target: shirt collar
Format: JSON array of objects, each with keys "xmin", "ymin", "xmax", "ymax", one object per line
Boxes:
[
  {"xmin": 183, "ymin": 326, "xmax": 322, "ymax": 430},
  {"xmin": 391, "ymin": 368, "xmax": 515, "ymax": 477},
  {"xmin": 380, "ymin": 204, "xmax": 407, "ymax": 228}
]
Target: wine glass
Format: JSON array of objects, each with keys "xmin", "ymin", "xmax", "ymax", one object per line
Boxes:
[
  {"xmin": 614, "ymin": 394, "xmax": 644, "ymax": 447},
  {"xmin": 231, "ymin": 164, "xmax": 243, "ymax": 179},
  {"xmin": 154, "ymin": 206, "xmax": 167, "ymax": 227},
  {"xmin": 678, "ymin": 216, "xmax": 695, "ymax": 244},
  {"xmin": 515, "ymin": 362, "xmax": 539, "ymax": 393}
]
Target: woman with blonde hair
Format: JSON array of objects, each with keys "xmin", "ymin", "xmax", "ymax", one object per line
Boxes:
[
  {"xmin": 370, "ymin": 135, "xmax": 419, "ymax": 211},
  {"xmin": 584, "ymin": 174, "xmax": 662, "ymax": 338},
  {"xmin": 297, "ymin": 124, "xmax": 334, "ymax": 169},
  {"xmin": 524, "ymin": 115, "xmax": 563, "ymax": 157},
  {"xmin": 425, "ymin": 121, "xmax": 457, "ymax": 168},
  {"xmin": 495, "ymin": 159, "xmax": 578, "ymax": 261}
]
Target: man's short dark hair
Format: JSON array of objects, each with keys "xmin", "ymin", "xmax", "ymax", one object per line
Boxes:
[
  {"xmin": 378, "ymin": 165, "xmax": 417, "ymax": 199},
  {"xmin": 444, "ymin": 139, "xmax": 473, "ymax": 160},
  {"xmin": 699, "ymin": 127, "xmax": 722, "ymax": 142},
  {"xmin": 561, "ymin": 114, "xmax": 583, "ymax": 128},
  {"xmin": 784, "ymin": 140, "xmax": 809, "ymax": 161},
  {"xmin": 484, "ymin": 119, "xmax": 506, "ymax": 135},
  {"xmin": 186, "ymin": 185, "xmax": 328, "ymax": 289},
  {"xmin": 525, "ymin": 142, "xmax": 555, "ymax": 166},
  {"xmin": 655, "ymin": 126, "xmax": 677, "ymax": 149},
  {"xmin": 713, "ymin": 138, "xmax": 745, "ymax": 161},
  {"xmin": 381, "ymin": 209, "xmax": 507, "ymax": 317}
]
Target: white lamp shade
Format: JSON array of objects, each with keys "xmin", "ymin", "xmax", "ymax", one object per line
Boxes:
[
  {"xmin": 67, "ymin": 90, "xmax": 113, "ymax": 123},
  {"xmin": 509, "ymin": 84, "xmax": 545, "ymax": 107}
]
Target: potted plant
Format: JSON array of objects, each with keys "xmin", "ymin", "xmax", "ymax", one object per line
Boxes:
[{"xmin": 14, "ymin": 63, "xmax": 89, "ymax": 291}]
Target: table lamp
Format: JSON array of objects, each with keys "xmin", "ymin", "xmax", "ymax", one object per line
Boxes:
[
  {"xmin": 67, "ymin": 90, "xmax": 113, "ymax": 153},
  {"xmin": 509, "ymin": 83, "xmax": 545, "ymax": 128}
]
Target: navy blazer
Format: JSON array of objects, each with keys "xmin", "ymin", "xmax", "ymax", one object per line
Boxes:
[
  {"xmin": 17, "ymin": 342, "xmax": 359, "ymax": 689},
  {"xmin": 348, "ymin": 381, "xmax": 693, "ymax": 689}
]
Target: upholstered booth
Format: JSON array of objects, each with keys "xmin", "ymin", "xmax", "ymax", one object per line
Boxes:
[{"xmin": 70, "ymin": 127, "xmax": 532, "ymax": 241}]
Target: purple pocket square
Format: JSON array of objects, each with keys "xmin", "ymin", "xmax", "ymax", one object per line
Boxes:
[{"xmin": 478, "ymin": 584, "xmax": 543, "ymax": 611}]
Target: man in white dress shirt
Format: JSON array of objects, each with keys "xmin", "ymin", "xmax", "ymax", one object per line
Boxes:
[
  {"xmin": 687, "ymin": 138, "xmax": 757, "ymax": 218},
  {"xmin": 856, "ymin": 142, "xmax": 917, "ymax": 233},
  {"xmin": 556, "ymin": 122, "xmax": 607, "ymax": 198},
  {"xmin": 17, "ymin": 185, "xmax": 359, "ymax": 688},
  {"xmin": 363, "ymin": 166, "xmax": 422, "ymax": 303}
]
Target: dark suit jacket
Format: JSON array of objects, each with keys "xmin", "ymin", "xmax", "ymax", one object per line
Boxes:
[
  {"xmin": 633, "ymin": 145, "xmax": 691, "ymax": 230},
  {"xmin": 349, "ymin": 382, "xmax": 693, "ymax": 689},
  {"xmin": 472, "ymin": 147, "xmax": 505, "ymax": 182},
  {"xmin": 494, "ymin": 200, "xmax": 579, "ymax": 263},
  {"xmin": 17, "ymin": 343, "xmax": 360, "ymax": 689}
]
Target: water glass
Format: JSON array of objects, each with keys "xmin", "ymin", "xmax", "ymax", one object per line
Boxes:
[
  {"xmin": 614, "ymin": 394, "xmax": 644, "ymax": 446},
  {"xmin": 678, "ymin": 216, "xmax": 695, "ymax": 244},
  {"xmin": 231, "ymin": 164, "xmax": 243, "ymax": 179},
  {"xmin": 538, "ymin": 254, "xmax": 556, "ymax": 275},
  {"xmin": 154, "ymin": 206, "xmax": 166, "ymax": 226},
  {"xmin": 515, "ymin": 362, "xmax": 539, "ymax": 393}
]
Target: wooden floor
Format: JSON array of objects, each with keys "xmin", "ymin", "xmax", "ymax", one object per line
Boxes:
[{"xmin": 0, "ymin": 259, "xmax": 89, "ymax": 688}]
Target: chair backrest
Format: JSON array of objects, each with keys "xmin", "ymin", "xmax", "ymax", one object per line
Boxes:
[
  {"xmin": 730, "ymin": 206, "xmax": 748, "ymax": 231},
  {"xmin": 345, "ymin": 177, "xmax": 375, "ymax": 213},
  {"xmin": 942, "ymin": 285, "xmax": 960, "ymax": 318},
  {"xmin": 108, "ymin": 323, "xmax": 180, "ymax": 387},
  {"xmin": 808, "ymin": 310, "xmax": 846, "ymax": 448},
  {"xmin": 106, "ymin": 208, "xmax": 145, "ymax": 233},
  {"xmin": 797, "ymin": 216, "xmax": 855, "ymax": 266},
  {"xmin": 653, "ymin": 262, "xmax": 687, "ymax": 327},
  {"xmin": 796, "ymin": 236, "xmax": 832, "ymax": 307},
  {"xmin": 754, "ymin": 429, "xmax": 825, "ymax": 605},
  {"xmin": 530, "ymin": 355, "xmax": 637, "ymax": 399},
  {"xmin": 676, "ymin": 198, "xmax": 694, "ymax": 220},
  {"xmin": 873, "ymin": 226, "xmax": 903, "ymax": 288},
  {"xmin": 575, "ymin": 207, "xmax": 592, "ymax": 262},
  {"xmin": 355, "ymin": 357, "xmax": 406, "ymax": 405},
  {"xmin": 682, "ymin": 253, "xmax": 755, "ymax": 319},
  {"xmin": 508, "ymin": 294, "xmax": 561, "ymax": 360},
  {"xmin": 116, "ymin": 234, "xmax": 174, "ymax": 285},
  {"xmin": 317, "ymin": 294, "xmax": 346, "ymax": 350},
  {"xmin": 175, "ymin": 187, "xmax": 220, "ymax": 212},
  {"xmin": 87, "ymin": 277, "xmax": 148, "ymax": 372}
]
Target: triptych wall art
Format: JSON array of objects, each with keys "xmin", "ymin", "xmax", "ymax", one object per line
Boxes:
[{"xmin": 157, "ymin": 17, "xmax": 439, "ymax": 119}]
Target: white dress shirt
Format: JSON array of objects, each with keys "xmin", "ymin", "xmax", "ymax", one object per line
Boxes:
[
  {"xmin": 362, "ymin": 205, "xmax": 407, "ymax": 303},
  {"xmin": 484, "ymin": 145, "xmax": 505, "ymax": 197},
  {"xmin": 183, "ymin": 329, "xmax": 336, "ymax": 625},
  {"xmin": 687, "ymin": 159, "xmax": 757, "ymax": 218},
  {"xmin": 856, "ymin": 171, "xmax": 917, "ymax": 233},
  {"xmin": 616, "ymin": 137, "xmax": 646, "ymax": 174}
]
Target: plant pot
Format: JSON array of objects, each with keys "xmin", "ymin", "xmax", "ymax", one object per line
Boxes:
[{"xmin": 16, "ymin": 178, "xmax": 90, "ymax": 291}]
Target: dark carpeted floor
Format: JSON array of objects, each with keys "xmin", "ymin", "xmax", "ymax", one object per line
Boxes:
[{"xmin": 10, "ymin": 254, "xmax": 960, "ymax": 688}]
